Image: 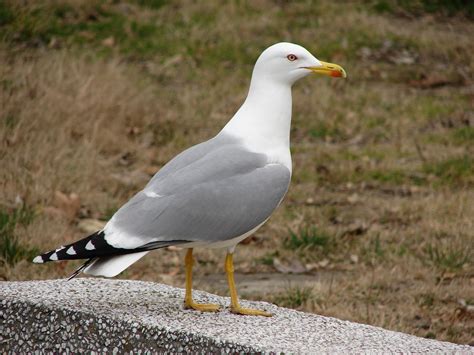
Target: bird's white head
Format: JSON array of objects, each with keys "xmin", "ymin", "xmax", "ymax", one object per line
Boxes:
[
  {"xmin": 252, "ymin": 42, "xmax": 346, "ymax": 86},
  {"xmin": 222, "ymin": 42, "xmax": 347, "ymax": 162}
]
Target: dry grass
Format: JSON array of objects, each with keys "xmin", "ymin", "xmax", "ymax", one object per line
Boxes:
[{"xmin": 1, "ymin": 0, "xmax": 473, "ymax": 345}]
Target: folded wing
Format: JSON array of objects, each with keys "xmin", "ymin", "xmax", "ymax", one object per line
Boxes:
[
  {"xmin": 104, "ymin": 139, "xmax": 291, "ymax": 249},
  {"xmin": 33, "ymin": 133, "xmax": 291, "ymax": 277}
]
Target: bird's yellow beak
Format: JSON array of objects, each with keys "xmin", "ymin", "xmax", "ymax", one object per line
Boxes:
[{"xmin": 304, "ymin": 61, "xmax": 347, "ymax": 78}]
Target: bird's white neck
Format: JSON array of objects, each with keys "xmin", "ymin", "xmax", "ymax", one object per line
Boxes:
[{"xmin": 220, "ymin": 77, "xmax": 293, "ymax": 170}]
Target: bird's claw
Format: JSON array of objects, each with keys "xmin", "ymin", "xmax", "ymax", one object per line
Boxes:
[
  {"xmin": 184, "ymin": 301, "xmax": 220, "ymax": 312},
  {"xmin": 230, "ymin": 306, "xmax": 272, "ymax": 317}
]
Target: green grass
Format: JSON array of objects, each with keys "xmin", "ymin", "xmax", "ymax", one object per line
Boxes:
[
  {"xmin": 0, "ymin": 2, "xmax": 167, "ymax": 58},
  {"xmin": 415, "ymin": 96, "xmax": 459, "ymax": 121},
  {"xmin": 0, "ymin": 1, "xmax": 14, "ymax": 26},
  {"xmin": 285, "ymin": 226, "xmax": 332, "ymax": 251},
  {"xmin": 309, "ymin": 122, "xmax": 342, "ymax": 140},
  {"xmin": 423, "ymin": 156, "xmax": 474, "ymax": 185},
  {"xmin": 361, "ymin": 235, "xmax": 386, "ymax": 264},
  {"xmin": 0, "ymin": 206, "xmax": 38, "ymax": 265},
  {"xmin": 273, "ymin": 286, "xmax": 314, "ymax": 309},
  {"xmin": 373, "ymin": 0, "xmax": 474, "ymax": 18},
  {"xmin": 368, "ymin": 170, "xmax": 407, "ymax": 184},
  {"xmin": 0, "ymin": 1, "xmax": 264, "ymax": 66},
  {"xmin": 350, "ymin": 168, "xmax": 427, "ymax": 186},
  {"xmin": 424, "ymin": 243, "xmax": 471, "ymax": 272},
  {"xmin": 258, "ymin": 251, "xmax": 278, "ymax": 266},
  {"xmin": 0, "ymin": 0, "xmax": 424, "ymax": 68},
  {"xmin": 419, "ymin": 292, "xmax": 435, "ymax": 308},
  {"xmin": 133, "ymin": 0, "xmax": 168, "ymax": 10},
  {"xmin": 3, "ymin": 114, "xmax": 17, "ymax": 129},
  {"xmin": 452, "ymin": 127, "xmax": 474, "ymax": 144}
]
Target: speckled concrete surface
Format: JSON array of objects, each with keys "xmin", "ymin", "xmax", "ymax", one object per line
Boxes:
[{"xmin": 0, "ymin": 279, "xmax": 472, "ymax": 353}]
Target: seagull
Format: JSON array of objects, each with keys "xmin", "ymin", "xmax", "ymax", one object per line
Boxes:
[{"xmin": 33, "ymin": 42, "xmax": 346, "ymax": 317}]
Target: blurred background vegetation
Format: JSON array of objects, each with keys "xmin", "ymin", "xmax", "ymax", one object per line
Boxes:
[{"xmin": 1, "ymin": 0, "xmax": 473, "ymax": 345}]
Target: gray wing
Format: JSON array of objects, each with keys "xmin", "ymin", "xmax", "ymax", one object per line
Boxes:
[
  {"xmin": 146, "ymin": 133, "xmax": 240, "ymax": 185},
  {"xmin": 105, "ymin": 134, "xmax": 291, "ymax": 249}
]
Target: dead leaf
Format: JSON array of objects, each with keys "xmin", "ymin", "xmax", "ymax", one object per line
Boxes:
[
  {"xmin": 112, "ymin": 170, "xmax": 150, "ymax": 187},
  {"xmin": 118, "ymin": 151, "xmax": 135, "ymax": 166},
  {"xmin": 162, "ymin": 54, "xmax": 183, "ymax": 69},
  {"xmin": 347, "ymin": 193, "xmax": 360, "ymax": 204},
  {"xmin": 78, "ymin": 31, "xmax": 95, "ymax": 40},
  {"xmin": 345, "ymin": 182, "xmax": 355, "ymax": 190},
  {"xmin": 458, "ymin": 299, "xmax": 474, "ymax": 312},
  {"xmin": 318, "ymin": 259, "xmax": 330, "ymax": 268},
  {"xmin": 43, "ymin": 206, "xmax": 64, "ymax": 219},
  {"xmin": 51, "ymin": 191, "xmax": 81, "ymax": 221},
  {"xmin": 48, "ymin": 37, "xmax": 61, "ymax": 49},
  {"xmin": 77, "ymin": 218, "xmax": 106, "ymax": 234},
  {"xmin": 409, "ymin": 74, "xmax": 462, "ymax": 89},
  {"xmin": 305, "ymin": 197, "xmax": 315, "ymax": 205},
  {"xmin": 127, "ymin": 126, "xmax": 141, "ymax": 136},
  {"xmin": 389, "ymin": 49, "xmax": 416, "ymax": 65},
  {"xmin": 455, "ymin": 299, "xmax": 474, "ymax": 321},
  {"xmin": 14, "ymin": 195, "xmax": 24, "ymax": 208},
  {"xmin": 273, "ymin": 258, "xmax": 307, "ymax": 274},
  {"xmin": 442, "ymin": 272, "xmax": 456, "ymax": 281},
  {"xmin": 102, "ymin": 36, "xmax": 115, "ymax": 47},
  {"xmin": 305, "ymin": 262, "xmax": 319, "ymax": 271},
  {"xmin": 358, "ymin": 41, "xmax": 418, "ymax": 66},
  {"xmin": 140, "ymin": 131, "xmax": 155, "ymax": 148},
  {"xmin": 343, "ymin": 221, "xmax": 369, "ymax": 236},
  {"xmin": 79, "ymin": 206, "xmax": 92, "ymax": 219},
  {"xmin": 239, "ymin": 261, "xmax": 252, "ymax": 273},
  {"xmin": 167, "ymin": 268, "xmax": 180, "ymax": 277},
  {"xmin": 330, "ymin": 215, "xmax": 343, "ymax": 224},
  {"xmin": 143, "ymin": 165, "xmax": 160, "ymax": 176},
  {"xmin": 347, "ymin": 134, "xmax": 365, "ymax": 145},
  {"xmin": 316, "ymin": 164, "xmax": 330, "ymax": 175},
  {"xmin": 160, "ymin": 274, "xmax": 176, "ymax": 285},
  {"xmin": 240, "ymin": 235, "xmax": 257, "ymax": 245}
]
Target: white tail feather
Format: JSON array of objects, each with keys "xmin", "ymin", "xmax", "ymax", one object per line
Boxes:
[{"xmin": 83, "ymin": 251, "xmax": 149, "ymax": 277}]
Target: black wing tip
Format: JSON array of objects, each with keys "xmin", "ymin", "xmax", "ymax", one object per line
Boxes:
[
  {"xmin": 33, "ymin": 230, "xmax": 105, "ymax": 263},
  {"xmin": 32, "ymin": 249, "xmax": 61, "ymax": 263},
  {"xmin": 33, "ymin": 230, "xmax": 187, "ymax": 265}
]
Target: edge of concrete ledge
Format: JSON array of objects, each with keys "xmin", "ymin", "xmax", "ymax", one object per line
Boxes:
[{"xmin": 1, "ymin": 279, "xmax": 472, "ymax": 353}]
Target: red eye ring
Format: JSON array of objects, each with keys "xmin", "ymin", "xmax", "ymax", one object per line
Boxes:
[{"xmin": 287, "ymin": 54, "xmax": 298, "ymax": 61}]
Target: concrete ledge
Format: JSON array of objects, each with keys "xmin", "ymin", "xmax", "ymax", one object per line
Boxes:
[{"xmin": 0, "ymin": 279, "xmax": 472, "ymax": 353}]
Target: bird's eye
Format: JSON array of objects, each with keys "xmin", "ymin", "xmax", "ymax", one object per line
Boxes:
[{"xmin": 287, "ymin": 54, "xmax": 298, "ymax": 61}]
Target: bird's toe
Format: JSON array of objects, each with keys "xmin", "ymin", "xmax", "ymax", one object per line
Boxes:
[
  {"xmin": 184, "ymin": 301, "xmax": 220, "ymax": 312},
  {"xmin": 230, "ymin": 306, "xmax": 272, "ymax": 317}
]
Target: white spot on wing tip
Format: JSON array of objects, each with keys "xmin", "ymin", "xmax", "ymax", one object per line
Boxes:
[
  {"xmin": 33, "ymin": 256, "xmax": 43, "ymax": 264},
  {"xmin": 66, "ymin": 246, "xmax": 76, "ymax": 255},
  {"xmin": 49, "ymin": 252, "xmax": 58, "ymax": 261},
  {"xmin": 85, "ymin": 241, "xmax": 95, "ymax": 250}
]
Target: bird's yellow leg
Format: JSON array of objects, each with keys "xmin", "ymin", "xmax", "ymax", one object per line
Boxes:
[
  {"xmin": 225, "ymin": 252, "xmax": 272, "ymax": 317},
  {"xmin": 184, "ymin": 248, "xmax": 220, "ymax": 312}
]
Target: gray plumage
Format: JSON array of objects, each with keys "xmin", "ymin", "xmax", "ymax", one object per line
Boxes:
[{"xmin": 109, "ymin": 133, "xmax": 291, "ymax": 247}]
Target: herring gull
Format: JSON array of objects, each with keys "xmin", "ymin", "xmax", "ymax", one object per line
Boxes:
[{"xmin": 34, "ymin": 42, "xmax": 346, "ymax": 316}]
